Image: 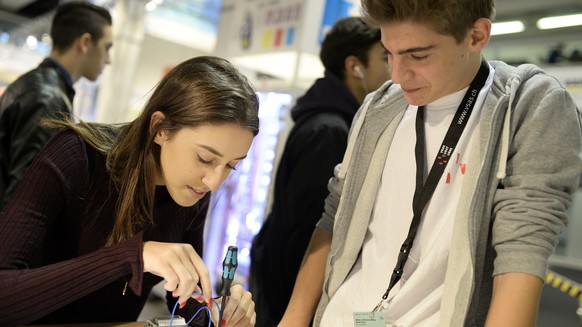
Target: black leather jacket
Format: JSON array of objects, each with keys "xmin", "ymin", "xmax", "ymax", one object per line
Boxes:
[{"xmin": 0, "ymin": 58, "xmax": 75, "ymax": 210}]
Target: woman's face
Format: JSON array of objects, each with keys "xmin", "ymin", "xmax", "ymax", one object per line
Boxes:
[{"xmin": 154, "ymin": 120, "xmax": 254, "ymax": 207}]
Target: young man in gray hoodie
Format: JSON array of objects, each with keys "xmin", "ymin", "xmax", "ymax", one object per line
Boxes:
[{"xmin": 279, "ymin": 0, "xmax": 582, "ymax": 326}]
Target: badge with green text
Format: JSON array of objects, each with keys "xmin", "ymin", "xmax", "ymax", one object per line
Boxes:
[{"xmin": 353, "ymin": 312, "xmax": 385, "ymax": 326}]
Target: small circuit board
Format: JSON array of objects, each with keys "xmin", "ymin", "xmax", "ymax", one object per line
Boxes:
[{"xmin": 144, "ymin": 315, "xmax": 187, "ymax": 327}]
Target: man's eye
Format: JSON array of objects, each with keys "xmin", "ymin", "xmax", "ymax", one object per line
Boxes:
[{"xmin": 412, "ymin": 54, "xmax": 428, "ymax": 61}]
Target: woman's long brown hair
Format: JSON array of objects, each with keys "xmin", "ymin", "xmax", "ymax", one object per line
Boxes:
[{"xmin": 47, "ymin": 56, "xmax": 259, "ymax": 245}]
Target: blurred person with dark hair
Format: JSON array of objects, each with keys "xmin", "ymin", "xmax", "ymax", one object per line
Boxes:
[
  {"xmin": 569, "ymin": 48, "xmax": 582, "ymax": 62},
  {"xmin": 249, "ymin": 16, "xmax": 390, "ymax": 327},
  {"xmin": 0, "ymin": 1, "xmax": 113, "ymax": 210},
  {"xmin": 548, "ymin": 42, "xmax": 566, "ymax": 64}
]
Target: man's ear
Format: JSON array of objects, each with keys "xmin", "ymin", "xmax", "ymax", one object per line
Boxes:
[
  {"xmin": 150, "ymin": 111, "xmax": 167, "ymax": 145},
  {"xmin": 345, "ymin": 55, "xmax": 363, "ymax": 80},
  {"xmin": 77, "ymin": 32, "xmax": 92, "ymax": 54},
  {"xmin": 469, "ymin": 18, "xmax": 491, "ymax": 51}
]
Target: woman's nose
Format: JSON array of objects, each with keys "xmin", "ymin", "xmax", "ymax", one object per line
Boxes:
[{"xmin": 202, "ymin": 168, "xmax": 225, "ymax": 191}]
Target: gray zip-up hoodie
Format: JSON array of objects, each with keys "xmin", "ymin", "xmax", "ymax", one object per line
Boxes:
[{"xmin": 314, "ymin": 60, "xmax": 582, "ymax": 326}]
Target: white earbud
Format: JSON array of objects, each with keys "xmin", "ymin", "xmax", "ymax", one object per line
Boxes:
[
  {"xmin": 354, "ymin": 65, "xmax": 369, "ymax": 94},
  {"xmin": 354, "ymin": 65, "xmax": 365, "ymax": 79}
]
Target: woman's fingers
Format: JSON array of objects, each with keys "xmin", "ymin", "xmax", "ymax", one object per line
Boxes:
[
  {"xmin": 142, "ymin": 241, "xmax": 256, "ymax": 325},
  {"xmin": 222, "ymin": 285, "xmax": 255, "ymax": 326},
  {"xmin": 170, "ymin": 246, "xmax": 202, "ymax": 304},
  {"xmin": 187, "ymin": 249, "xmax": 212, "ymax": 303},
  {"xmin": 209, "ymin": 296, "xmax": 221, "ymax": 326},
  {"xmin": 142, "ymin": 241, "xmax": 211, "ymax": 304}
]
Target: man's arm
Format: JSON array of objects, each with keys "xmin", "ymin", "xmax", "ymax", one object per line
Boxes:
[
  {"xmin": 278, "ymin": 227, "xmax": 332, "ymax": 327},
  {"xmin": 485, "ymin": 272, "xmax": 543, "ymax": 327},
  {"xmin": 486, "ymin": 83, "xmax": 581, "ymax": 326}
]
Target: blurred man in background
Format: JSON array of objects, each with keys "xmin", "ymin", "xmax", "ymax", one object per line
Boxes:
[
  {"xmin": 0, "ymin": 1, "xmax": 112, "ymax": 210},
  {"xmin": 250, "ymin": 16, "xmax": 390, "ymax": 326}
]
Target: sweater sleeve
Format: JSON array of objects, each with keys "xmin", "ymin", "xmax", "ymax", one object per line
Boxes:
[
  {"xmin": 492, "ymin": 81, "xmax": 582, "ymax": 279},
  {"xmin": 0, "ymin": 131, "xmax": 144, "ymax": 326},
  {"xmin": 317, "ymin": 163, "xmax": 344, "ymax": 234}
]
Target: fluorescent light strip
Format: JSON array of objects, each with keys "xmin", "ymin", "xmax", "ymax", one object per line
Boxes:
[
  {"xmin": 491, "ymin": 21, "xmax": 525, "ymax": 35},
  {"xmin": 537, "ymin": 13, "xmax": 582, "ymax": 30}
]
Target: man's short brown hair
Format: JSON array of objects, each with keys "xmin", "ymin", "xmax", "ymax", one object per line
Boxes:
[{"xmin": 361, "ymin": 0, "xmax": 495, "ymax": 44}]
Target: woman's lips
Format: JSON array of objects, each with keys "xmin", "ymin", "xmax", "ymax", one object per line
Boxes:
[{"xmin": 187, "ymin": 186, "xmax": 207, "ymax": 199}]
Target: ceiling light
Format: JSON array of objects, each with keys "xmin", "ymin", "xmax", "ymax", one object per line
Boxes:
[
  {"xmin": 491, "ymin": 21, "xmax": 525, "ymax": 35},
  {"xmin": 537, "ymin": 13, "xmax": 582, "ymax": 30},
  {"xmin": 26, "ymin": 35, "xmax": 38, "ymax": 48}
]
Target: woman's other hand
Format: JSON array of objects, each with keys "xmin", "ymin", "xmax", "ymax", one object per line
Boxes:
[{"xmin": 211, "ymin": 284, "xmax": 256, "ymax": 327}]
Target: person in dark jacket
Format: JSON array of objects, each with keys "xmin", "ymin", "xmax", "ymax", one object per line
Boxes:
[
  {"xmin": 249, "ymin": 16, "xmax": 390, "ymax": 326},
  {"xmin": 0, "ymin": 1, "xmax": 113, "ymax": 210}
]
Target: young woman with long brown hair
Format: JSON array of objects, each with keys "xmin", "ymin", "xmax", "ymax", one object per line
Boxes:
[{"xmin": 0, "ymin": 56, "xmax": 259, "ymax": 326}]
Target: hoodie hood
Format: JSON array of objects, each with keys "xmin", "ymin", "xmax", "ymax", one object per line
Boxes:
[
  {"xmin": 290, "ymin": 70, "xmax": 360, "ymax": 123},
  {"xmin": 339, "ymin": 60, "xmax": 552, "ymax": 182},
  {"xmin": 488, "ymin": 60, "xmax": 547, "ymax": 180}
]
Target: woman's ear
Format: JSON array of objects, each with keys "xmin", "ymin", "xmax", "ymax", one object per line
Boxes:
[{"xmin": 150, "ymin": 111, "xmax": 167, "ymax": 145}]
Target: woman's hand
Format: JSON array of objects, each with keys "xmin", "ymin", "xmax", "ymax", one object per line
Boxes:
[
  {"xmin": 211, "ymin": 284, "xmax": 256, "ymax": 327},
  {"xmin": 142, "ymin": 241, "xmax": 212, "ymax": 306}
]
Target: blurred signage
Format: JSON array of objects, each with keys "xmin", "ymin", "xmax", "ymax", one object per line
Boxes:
[
  {"xmin": 318, "ymin": 0, "xmax": 359, "ymax": 44},
  {"xmin": 216, "ymin": 0, "xmax": 304, "ymax": 57}
]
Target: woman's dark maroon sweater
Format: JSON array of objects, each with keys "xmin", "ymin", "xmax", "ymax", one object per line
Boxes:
[{"xmin": 0, "ymin": 130, "xmax": 210, "ymax": 326}]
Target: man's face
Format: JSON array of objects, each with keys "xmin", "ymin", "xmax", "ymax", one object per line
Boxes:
[
  {"xmin": 83, "ymin": 25, "xmax": 113, "ymax": 81},
  {"xmin": 381, "ymin": 21, "xmax": 480, "ymax": 106}
]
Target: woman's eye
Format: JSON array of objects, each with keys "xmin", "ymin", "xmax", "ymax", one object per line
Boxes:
[
  {"xmin": 197, "ymin": 155, "xmax": 212, "ymax": 165},
  {"xmin": 227, "ymin": 163, "xmax": 238, "ymax": 171}
]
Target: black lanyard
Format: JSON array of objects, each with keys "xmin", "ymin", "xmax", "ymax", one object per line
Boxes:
[{"xmin": 378, "ymin": 60, "xmax": 490, "ymax": 304}]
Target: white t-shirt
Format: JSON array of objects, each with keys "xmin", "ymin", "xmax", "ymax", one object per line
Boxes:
[{"xmin": 320, "ymin": 65, "xmax": 494, "ymax": 327}]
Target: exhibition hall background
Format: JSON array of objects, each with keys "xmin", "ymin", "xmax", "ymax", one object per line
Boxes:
[{"xmin": 1, "ymin": 0, "xmax": 582, "ymax": 325}]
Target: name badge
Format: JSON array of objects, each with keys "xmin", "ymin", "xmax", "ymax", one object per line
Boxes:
[{"xmin": 352, "ymin": 312, "xmax": 385, "ymax": 327}]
